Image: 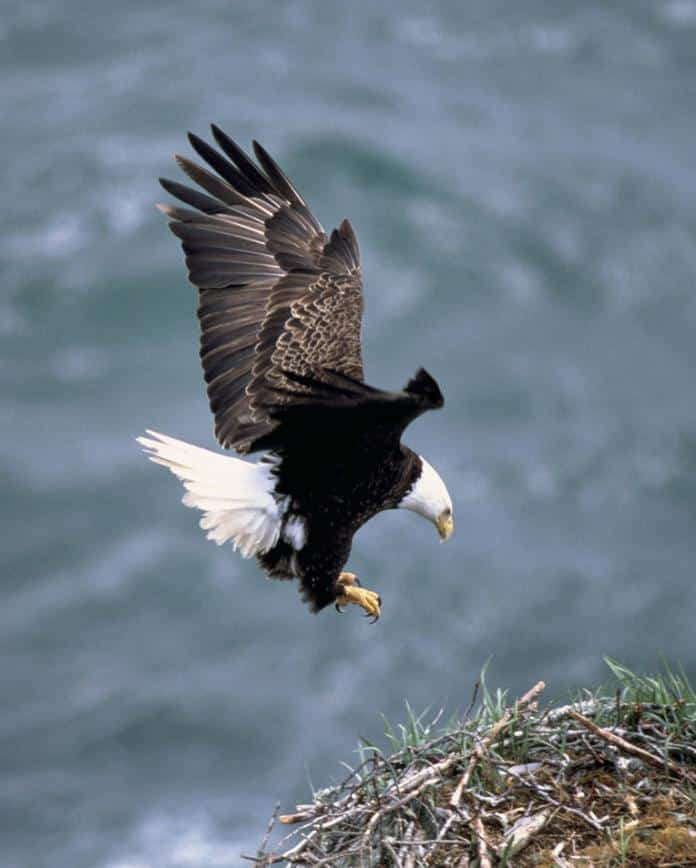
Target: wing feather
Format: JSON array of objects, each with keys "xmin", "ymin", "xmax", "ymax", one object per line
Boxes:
[
  {"xmin": 252, "ymin": 140, "xmax": 309, "ymax": 207},
  {"xmin": 159, "ymin": 177, "xmax": 235, "ymax": 215},
  {"xmin": 161, "ymin": 126, "xmax": 363, "ymax": 453},
  {"xmin": 187, "ymin": 132, "xmax": 257, "ymax": 196},
  {"xmin": 211, "ymin": 125, "xmax": 278, "ymax": 197}
]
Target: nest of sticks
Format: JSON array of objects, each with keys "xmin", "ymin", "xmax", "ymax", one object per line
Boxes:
[{"xmin": 246, "ymin": 662, "xmax": 696, "ymax": 867}]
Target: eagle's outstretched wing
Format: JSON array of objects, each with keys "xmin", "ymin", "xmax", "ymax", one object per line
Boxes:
[{"xmin": 159, "ymin": 126, "xmax": 363, "ymax": 454}]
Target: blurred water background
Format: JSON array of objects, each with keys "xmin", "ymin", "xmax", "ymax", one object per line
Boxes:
[{"xmin": 2, "ymin": 1, "xmax": 696, "ymax": 865}]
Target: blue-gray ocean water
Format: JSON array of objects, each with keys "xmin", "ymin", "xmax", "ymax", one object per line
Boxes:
[{"xmin": 3, "ymin": 2, "xmax": 696, "ymax": 865}]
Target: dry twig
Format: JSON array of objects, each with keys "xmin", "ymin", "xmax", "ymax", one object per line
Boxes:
[
  {"xmin": 450, "ymin": 680, "xmax": 546, "ymax": 807},
  {"xmin": 473, "ymin": 814, "xmax": 492, "ymax": 868},
  {"xmin": 568, "ymin": 710, "xmax": 692, "ymax": 780}
]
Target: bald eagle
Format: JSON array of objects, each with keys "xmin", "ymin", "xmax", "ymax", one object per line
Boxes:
[{"xmin": 138, "ymin": 126, "xmax": 453, "ymax": 619}]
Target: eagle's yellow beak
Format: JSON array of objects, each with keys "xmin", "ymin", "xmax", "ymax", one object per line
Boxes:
[{"xmin": 437, "ymin": 510, "xmax": 454, "ymax": 542}]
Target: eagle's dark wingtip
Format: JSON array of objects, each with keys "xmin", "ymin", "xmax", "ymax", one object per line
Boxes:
[
  {"xmin": 211, "ymin": 123, "xmax": 233, "ymax": 144},
  {"xmin": 210, "ymin": 123, "xmax": 233, "ymax": 152},
  {"xmin": 186, "ymin": 132, "xmax": 210, "ymax": 159},
  {"xmin": 405, "ymin": 368, "xmax": 444, "ymax": 409}
]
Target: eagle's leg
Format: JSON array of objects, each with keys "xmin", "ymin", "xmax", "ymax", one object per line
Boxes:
[{"xmin": 335, "ymin": 572, "xmax": 381, "ymax": 622}]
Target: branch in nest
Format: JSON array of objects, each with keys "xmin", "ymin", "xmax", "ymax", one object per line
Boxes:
[
  {"xmin": 568, "ymin": 710, "xmax": 693, "ymax": 781},
  {"xmin": 450, "ymin": 680, "xmax": 546, "ymax": 807}
]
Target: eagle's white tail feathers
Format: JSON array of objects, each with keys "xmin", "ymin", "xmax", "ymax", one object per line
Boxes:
[{"xmin": 137, "ymin": 430, "xmax": 280, "ymax": 557}]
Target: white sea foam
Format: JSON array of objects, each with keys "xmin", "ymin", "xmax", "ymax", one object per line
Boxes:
[
  {"xmin": 662, "ymin": 0, "xmax": 696, "ymax": 25},
  {"xmin": 102, "ymin": 813, "xmax": 256, "ymax": 868}
]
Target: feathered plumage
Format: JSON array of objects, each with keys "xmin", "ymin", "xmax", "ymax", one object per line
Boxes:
[
  {"xmin": 160, "ymin": 127, "xmax": 363, "ymax": 454},
  {"xmin": 139, "ymin": 127, "xmax": 453, "ymax": 616}
]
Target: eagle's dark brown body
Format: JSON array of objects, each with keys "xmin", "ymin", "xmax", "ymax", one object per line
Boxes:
[{"xmin": 260, "ymin": 443, "xmax": 423, "ymax": 610}]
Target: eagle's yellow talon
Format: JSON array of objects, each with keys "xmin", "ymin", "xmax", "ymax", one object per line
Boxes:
[{"xmin": 335, "ymin": 572, "xmax": 381, "ymax": 621}]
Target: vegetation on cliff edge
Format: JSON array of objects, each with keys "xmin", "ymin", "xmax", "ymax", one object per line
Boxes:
[{"xmin": 245, "ymin": 659, "xmax": 696, "ymax": 867}]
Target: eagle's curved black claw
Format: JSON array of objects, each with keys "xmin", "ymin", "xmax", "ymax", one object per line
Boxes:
[{"xmin": 335, "ymin": 603, "xmax": 345, "ymax": 614}]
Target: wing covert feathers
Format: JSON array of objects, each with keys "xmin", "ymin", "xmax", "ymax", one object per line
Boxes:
[
  {"xmin": 160, "ymin": 127, "xmax": 364, "ymax": 453},
  {"xmin": 249, "ymin": 367, "xmax": 445, "ymax": 454}
]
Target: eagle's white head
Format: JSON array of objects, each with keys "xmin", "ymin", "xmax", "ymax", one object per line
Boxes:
[{"xmin": 399, "ymin": 456, "xmax": 454, "ymax": 542}]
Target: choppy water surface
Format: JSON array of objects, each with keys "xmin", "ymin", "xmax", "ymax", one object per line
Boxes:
[{"xmin": 2, "ymin": 2, "xmax": 696, "ymax": 865}]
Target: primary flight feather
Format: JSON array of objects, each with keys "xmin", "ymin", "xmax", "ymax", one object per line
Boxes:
[{"xmin": 138, "ymin": 126, "xmax": 453, "ymax": 619}]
